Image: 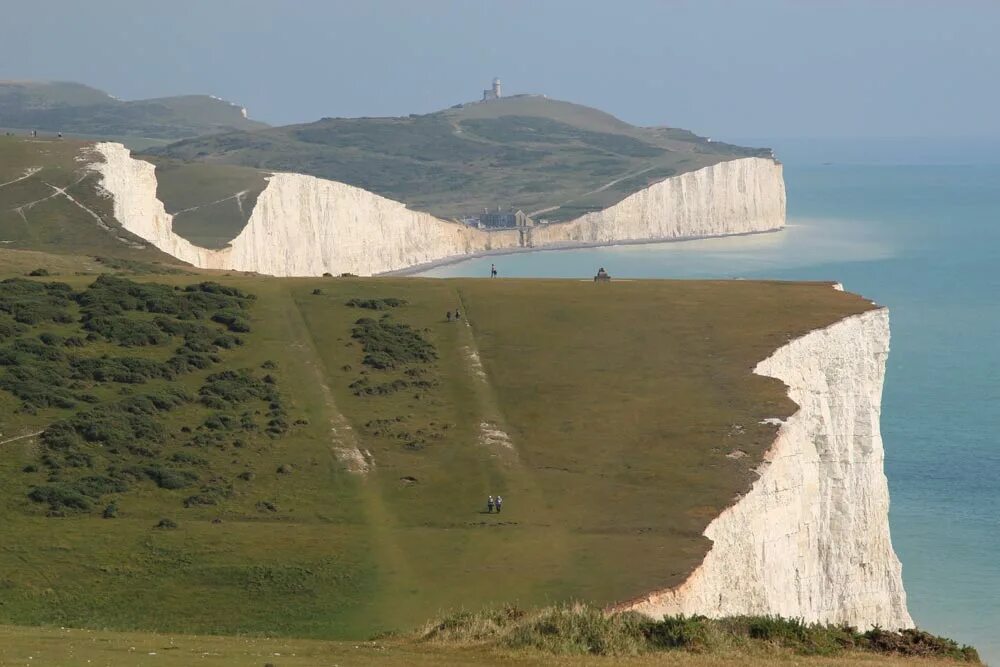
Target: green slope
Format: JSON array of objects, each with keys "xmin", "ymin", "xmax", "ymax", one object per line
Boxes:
[
  {"xmin": 0, "ymin": 136, "xmax": 180, "ymax": 262},
  {"xmin": 148, "ymin": 95, "xmax": 773, "ymax": 224},
  {"xmin": 0, "ymin": 81, "xmax": 268, "ymax": 142},
  {"xmin": 0, "ymin": 253, "xmax": 871, "ymax": 639},
  {"xmin": 0, "ymin": 135, "xmax": 269, "ymax": 254}
]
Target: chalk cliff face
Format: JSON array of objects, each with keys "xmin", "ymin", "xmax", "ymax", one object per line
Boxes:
[
  {"xmin": 91, "ymin": 143, "xmax": 784, "ymax": 276},
  {"xmin": 531, "ymin": 157, "xmax": 785, "ymax": 245},
  {"xmin": 621, "ymin": 307, "xmax": 913, "ymax": 630}
]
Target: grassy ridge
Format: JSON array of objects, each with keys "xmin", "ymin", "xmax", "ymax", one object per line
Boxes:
[
  {"xmin": 415, "ymin": 605, "xmax": 979, "ymax": 662},
  {"xmin": 0, "ymin": 136, "xmax": 181, "ymax": 262},
  {"xmin": 0, "ymin": 617, "xmax": 978, "ymax": 666},
  {"xmin": 0, "ymin": 81, "xmax": 267, "ymax": 141},
  {"xmin": 0, "ymin": 251, "xmax": 882, "ymax": 641},
  {"xmin": 147, "ymin": 95, "xmax": 773, "ymax": 228}
]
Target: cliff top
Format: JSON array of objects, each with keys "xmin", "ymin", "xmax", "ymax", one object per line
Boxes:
[
  {"xmin": 0, "ymin": 80, "xmax": 267, "ymax": 144},
  {"xmin": 0, "ymin": 250, "xmax": 874, "ymax": 639},
  {"xmin": 146, "ymin": 95, "xmax": 774, "ymax": 224}
]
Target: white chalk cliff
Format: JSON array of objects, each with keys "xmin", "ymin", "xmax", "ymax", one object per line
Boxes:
[
  {"xmin": 620, "ymin": 307, "xmax": 913, "ymax": 630},
  {"xmin": 90, "ymin": 142, "xmax": 784, "ymax": 277}
]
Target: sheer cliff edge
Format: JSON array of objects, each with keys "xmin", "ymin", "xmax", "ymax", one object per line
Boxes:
[
  {"xmin": 90, "ymin": 142, "xmax": 786, "ymax": 277},
  {"xmin": 616, "ymin": 307, "xmax": 913, "ymax": 631}
]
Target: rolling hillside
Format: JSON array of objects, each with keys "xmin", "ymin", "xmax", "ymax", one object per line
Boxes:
[
  {"xmin": 0, "ymin": 135, "xmax": 268, "ymax": 254},
  {"xmin": 149, "ymin": 94, "xmax": 773, "ymax": 223},
  {"xmin": 0, "ymin": 248, "xmax": 870, "ymax": 639},
  {"xmin": 0, "ymin": 81, "xmax": 268, "ymax": 144}
]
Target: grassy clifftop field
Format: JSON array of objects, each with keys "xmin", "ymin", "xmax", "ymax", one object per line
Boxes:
[{"xmin": 0, "ymin": 247, "xmax": 874, "ymax": 639}]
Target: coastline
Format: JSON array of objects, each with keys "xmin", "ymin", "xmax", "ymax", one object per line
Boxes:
[{"xmin": 383, "ymin": 227, "xmax": 785, "ymax": 277}]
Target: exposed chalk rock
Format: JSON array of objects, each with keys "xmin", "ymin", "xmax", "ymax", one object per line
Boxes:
[
  {"xmin": 619, "ymin": 308, "xmax": 913, "ymax": 630},
  {"xmin": 90, "ymin": 143, "xmax": 784, "ymax": 277}
]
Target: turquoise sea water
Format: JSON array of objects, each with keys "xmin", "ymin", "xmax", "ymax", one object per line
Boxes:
[{"xmin": 422, "ymin": 158, "xmax": 1000, "ymax": 662}]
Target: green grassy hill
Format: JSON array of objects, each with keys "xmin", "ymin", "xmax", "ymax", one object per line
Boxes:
[
  {"xmin": 0, "ymin": 135, "xmax": 269, "ymax": 253},
  {"xmin": 0, "ymin": 247, "xmax": 872, "ymax": 640},
  {"xmin": 0, "ymin": 136, "xmax": 183, "ymax": 261},
  {"xmin": 0, "ymin": 81, "xmax": 268, "ymax": 144},
  {"xmin": 148, "ymin": 94, "xmax": 773, "ymax": 224},
  {"xmin": 3, "ymin": 92, "xmax": 776, "ymax": 254}
]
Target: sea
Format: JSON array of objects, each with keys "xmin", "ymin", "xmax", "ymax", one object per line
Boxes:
[{"xmin": 420, "ymin": 138, "xmax": 1000, "ymax": 663}]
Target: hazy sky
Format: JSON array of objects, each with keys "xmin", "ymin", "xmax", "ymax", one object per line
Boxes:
[{"xmin": 3, "ymin": 1, "xmax": 998, "ymax": 139}]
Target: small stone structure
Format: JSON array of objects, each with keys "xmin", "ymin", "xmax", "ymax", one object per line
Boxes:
[{"xmin": 482, "ymin": 77, "xmax": 502, "ymax": 102}]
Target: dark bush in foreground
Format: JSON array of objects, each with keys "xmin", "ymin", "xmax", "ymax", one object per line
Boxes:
[{"xmin": 414, "ymin": 605, "xmax": 980, "ymax": 662}]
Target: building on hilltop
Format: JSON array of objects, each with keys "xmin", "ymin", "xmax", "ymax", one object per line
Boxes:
[
  {"xmin": 482, "ymin": 77, "xmax": 502, "ymax": 102},
  {"xmin": 479, "ymin": 206, "xmax": 533, "ymax": 229}
]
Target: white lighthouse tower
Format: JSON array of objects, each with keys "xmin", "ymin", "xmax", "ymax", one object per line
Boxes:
[{"xmin": 482, "ymin": 77, "xmax": 502, "ymax": 102}]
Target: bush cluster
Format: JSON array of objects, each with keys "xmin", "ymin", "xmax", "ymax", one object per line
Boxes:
[
  {"xmin": 5, "ymin": 276, "xmax": 296, "ymax": 515},
  {"xmin": 415, "ymin": 606, "xmax": 981, "ymax": 662},
  {"xmin": 351, "ymin": 315, "xmax": 437, "ymax": 370},
  {"xmin": 0, "ymin": 278, "xmax": 75, "ymax": 325},
  {"xmin": 345, "ymin": 297, "xmax": 408, "ymax": 310}
]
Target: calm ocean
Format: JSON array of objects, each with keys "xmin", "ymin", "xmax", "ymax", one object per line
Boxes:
[{"xmin": 421, "ymin": 147, "xmax": 1000, "ymax": 662}]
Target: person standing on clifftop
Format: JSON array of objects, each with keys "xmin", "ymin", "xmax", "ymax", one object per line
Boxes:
[
  {"xmin": 487, "ymin": 495, "xmax": 495, "ymax": 513},
  {"xmin": 496, "ymin": 495, "xmax": 503, "ymax": 513},
  {"xmin": 490, "ymin": 264, "xmax": 498, "ymax": 278}
]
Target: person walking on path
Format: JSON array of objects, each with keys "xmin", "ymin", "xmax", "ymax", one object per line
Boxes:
[
  {"xmin": 454, "ymin": 308, "xmax": 461, "ymax": 321},
  {"xmin": 495, "ymin": 495, "xmax": 503, "ymax": 513},
  {"xmin": 490, "ymin": 264, "xmax": 498, "ymax": 278},
  {"xmin": 446, "ymin": 311, "xmax": 452, "ymax": 322},
  {"xmin": 487, "ymin": 495, "xmax": 495, "ymax": 513}
]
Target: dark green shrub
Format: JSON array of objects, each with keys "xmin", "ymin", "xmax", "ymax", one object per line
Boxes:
[
  {"xmin": 183, "ymin": 494, "xmax": 218, "ymax": 507},
  {"xmin": 155, "ymin": 517, "xmax": 178, "ymax": 529},
  {"xmin": 38, "ymin": 332, "xmax": 63, "ymax": 346},
  {"xmin": 643, "ymin": 615, "xmax": 712, "ymax": 649},
  {"xmin": 170, "ymin": 452, "xmax": 208, "ymax": 466},
  {"xmin": 746, "ymin": 615, "xmax": 809, "ymax": 642},
  {"xmin": 862, "ymin": 627, "xmax": 980, "ymax": 661},
  {"xmin": 28, "ymin": 484, "xmax": 92, "ymax": 512},
  {"xmin": 345, "ymin": 297, "xmax": 408, "ymax": 310},
  {"xmin": 144, "ymin": 466, "xmax": 199, "ymax": 490},
  {"xmin": 199, "ymin": 369, "xmax": 275, "ymax": 406},
  {"xmin": 351, "ymin": 316, "xmax": 437, "ymax": 370}
]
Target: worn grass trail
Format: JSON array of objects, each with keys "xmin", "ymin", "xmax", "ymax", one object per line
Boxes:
[{"xmin": 285, "ymin": 284, "xmax": 424, "ymax": 635}]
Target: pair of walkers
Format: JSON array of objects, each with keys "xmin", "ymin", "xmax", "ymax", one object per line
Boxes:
[
  {"xmin": 486, "ymin": 495, "xmax": 503, "ymax": 513},
  {"xmin": 446, "ymin": 308, "xmax": 462, "ymax": 322}
]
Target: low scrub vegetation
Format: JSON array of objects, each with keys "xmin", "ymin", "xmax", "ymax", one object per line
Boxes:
[
  {"xmin": 345, "ymin": 297, "xmax": 408, "ymax": 310},
  {"xmin": 0, "ymin": 275, "xmax": 293, "ymax": 515},
  {"xmin": 351, "ymin": 315, "xmax": 436, "ymax": 370},
  {"xmin": 415, "ymin": 605, "xmax": 980, "ymax": 662}
]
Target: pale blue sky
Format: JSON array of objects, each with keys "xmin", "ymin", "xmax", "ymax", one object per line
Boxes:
[{"xmin": 3, "ymin": 1, "xmax": 998, "ymax": 139}]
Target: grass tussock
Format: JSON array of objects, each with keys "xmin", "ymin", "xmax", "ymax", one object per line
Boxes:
[{"xmin": 414, "ymin": 605, "xmax": 980, "ymax": 662}]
